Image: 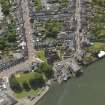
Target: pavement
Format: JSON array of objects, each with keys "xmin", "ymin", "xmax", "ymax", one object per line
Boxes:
[
  {"xmin": 21, "ymin": 0, "xmax": 36, "ymax": 60},
  {"xmin": 74, "ymin": 0, "xmax": 83, "ymax": 56}
]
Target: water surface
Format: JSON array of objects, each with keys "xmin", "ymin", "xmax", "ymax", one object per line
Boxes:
[{"xmin": 36, "ymin": 59, "xmax": 105, "ymax": 105}]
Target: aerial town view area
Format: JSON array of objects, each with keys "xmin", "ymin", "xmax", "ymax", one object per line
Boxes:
[{"xmin": 0, "ymin": 0, "xmax": 105, "ymax": 105}]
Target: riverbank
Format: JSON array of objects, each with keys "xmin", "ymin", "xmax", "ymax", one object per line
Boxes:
[
  {"xmin": 36, "ymin": 58, "xmax": 105, "ymax": 105},
  {"xmin": 18, "ymin": 85, "xmax": 49, "ymax": 105},
  {"xmin": 81, "ymin": 56, "xmax": 105, "ymax": 67},
  {"xmin": 34, "ymin": 86, "xmax": 49, "ymax": 105}
]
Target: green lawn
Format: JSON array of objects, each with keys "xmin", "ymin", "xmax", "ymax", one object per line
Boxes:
[
  {"xmin": 14, "ymin": 88, "xmax": 41, "ymax": 99},
  {"xmin": 15, "ymin": 72, "xmax": 36, "ymax": 84},
  {"xmin": 14, "ymin": 72, "xmax": 44, "ymax": 99},
  {"xmin": 15, "ymin": 72, "xmax": 44, "ymax": 86},
  {"xmin": 83, "ymin": 42, "xmax": 105, "ymax": 64},
  {"xmin": 86, "ymin": 42, "xmax": 105, "ymax": 54},
  {"xmin": 37, "ymin": 50, "xmax": 47, "ymax": 62}
]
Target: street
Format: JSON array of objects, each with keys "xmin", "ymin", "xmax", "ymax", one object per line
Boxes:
[
  {"xmin": 75, "ymin": 0, "xmax": 83, "ymax": 56},
  {"xmin": 0, "ymin": 0, "xmax": 36, "ymax": 77}
]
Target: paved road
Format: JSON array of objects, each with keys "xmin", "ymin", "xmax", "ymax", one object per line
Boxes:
[
  {"xmin": 75, "ymin": 0, "xmax": 82, "ymax": 55},
  {"xmin": 0, "ymin": 0, "xmax": 36, "ymax": 78},
  {"xmin": 21, "ymin": 0, "xmax": 36, "ymax": 61}
]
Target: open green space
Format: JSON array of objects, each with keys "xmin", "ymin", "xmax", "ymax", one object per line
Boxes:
[
  {"xmin": 9, "ymin": 72, "xmax": 45, "ymax": 99},
  {"xmin": 37, "ymin": 50, "xmax": 47, "ymax": 62},
  {"xmin": 9, "ymin": 63, "xmax": 53, "ymax": 99},
  {"xmin": 14, "ymin": 88, "xmax": 42, "ymax": 99},
  {"xmin": 86, "ymin": 42, "xmax": 105, "ymax": 54},
  {"xmin": 15, "ymin": 72, "xmax": 42, "ymax": 84}
]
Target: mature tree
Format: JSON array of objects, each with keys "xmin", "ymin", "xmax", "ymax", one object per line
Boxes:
[
  {"xmin": 7, "ymin": 34, "xmax": 17, "ymax": 42},
  {"xmin": 9, "ymin": 75, "xmax": 23, "ymax": 93},
  {"xmin": 0, "ymin": 39, "xmax": 6, "ymax": 50},
  {"xmin": 22, "ymin": 82, "xmax": 31, "ymax": 91},
  {"xmin": 0, "ymin": 0, "xmax": 11, "ymax": 16},
  {"xmin": 29, "ymin": 72, "xmax": 45, "ymax": 89},
  {"xmin": 38, "ymin": 63, "xmax": 53, "ymax": 79},
  {"xmin": 30, "ymin": 18, "xmax": 34, "ymax": 23},
  {"xmin": 45, "ymin": 20, "xmax": 62, "ymax": 38}
]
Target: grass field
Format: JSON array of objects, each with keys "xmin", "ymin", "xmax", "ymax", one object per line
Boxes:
[
  {"xmin": 37, "ymin": 50, "xmax": 47, "ymax": 62},
  {"xmin": 14, "ymin": 88, "xmax": 41, "ymax": 99},
  {"xmin": 14, "ymin": 72, "xmax": 43, "ymax": 99},
  {"xmin": 86, "ymin": 42, "xmax": 105, "ymax": 54},
  {"xmin": 15, "ymin": 72, "xmax": 36, "ymax": 84}
]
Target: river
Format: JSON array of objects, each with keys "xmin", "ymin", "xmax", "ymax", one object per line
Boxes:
[{"xmin": 36, "ymin": 58, "xmax": 105, "ymax": 105}]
